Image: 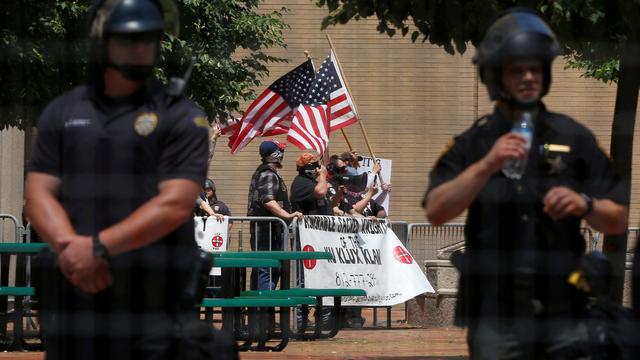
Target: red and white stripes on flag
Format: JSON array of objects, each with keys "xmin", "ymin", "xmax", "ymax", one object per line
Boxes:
[
  {"xmin": 228, "ymin": 91, "xmax": 289, "ymax": 154},
  {"xmin": 228, "ymin": 60, "xmax": 315, "ymax": 154},
  {"xmin": 287, "ymin": 50, "xmax": 358, "ymax": 154},
  {"xmin": 287, "ymin": 104, "xmax": 330, "ymax": 155},
  {"xmin": 327, "ymin": 51, "xmax": 358, "ymax": 132}
]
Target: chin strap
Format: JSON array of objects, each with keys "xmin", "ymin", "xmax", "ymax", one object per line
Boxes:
[
  {"xmin": 106, "ymin": 63, "xmax": 155, "ymax": 82},
  {"xmin": 499, "ymin": 91, "xmax": 541, "ymax": 111}
]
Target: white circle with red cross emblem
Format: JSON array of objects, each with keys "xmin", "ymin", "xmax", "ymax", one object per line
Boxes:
[
  {"xmin": 303, "ymin": 245, "xmax": 317, "ymax": 269},
  {"xmin": 211, "ymin": 234, "xmax": 224, "ymax": 248},
  {"xmin": 393, "ymin": 246, "xmax": 413, "ymax": 264}
]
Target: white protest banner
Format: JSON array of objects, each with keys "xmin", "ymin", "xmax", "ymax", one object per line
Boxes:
[
  {"xmin": 299, "ymin": 216, "xmax": 433, "ymax": 306},
  {"xmin": 194, "ymin": 216, "xmax": 229, "ymax": 275},
  {"xmin": 357, "ymin": 156, "xmax": 392, "ymax": 213}
]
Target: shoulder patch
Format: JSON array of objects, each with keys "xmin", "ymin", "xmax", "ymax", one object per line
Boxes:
[
  {"xmin": 193, "ymin": 116, "xmax": 210, "ymax": 129},
  {"xmin": 440, "ymin": 137, "xmax": 455, "ymax": 158},
  {"xmin": 134, "ymin": 112, "xmax": 158, "ymax": 136},
  {"xmin": 474, "ymin": 116, "xmax": 490, "ymax": 128}
]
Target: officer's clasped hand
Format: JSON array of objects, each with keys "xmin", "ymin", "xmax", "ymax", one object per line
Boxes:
[{"xmin": 57, "ymin": 234, "xmax": 113, "ymax": 294}]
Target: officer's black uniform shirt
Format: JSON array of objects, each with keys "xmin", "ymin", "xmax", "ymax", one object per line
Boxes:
[
  {"xmin": 195, "ymin": 193, "xmax": 232, "ymax": 217},
  {"xmin": 208, "ymin": 199, "xmax": 231, "ymax": 217},
  {"xmin": 426, "ymin": 105, "xmax": 628, "ymax": 324},
  {"xmin": 28, "ymin": 79, "xmax": 209, "ymax": 311},
  {"xmin": 290, "ymin": 174, "xmax": 332, "ymax": 215}
]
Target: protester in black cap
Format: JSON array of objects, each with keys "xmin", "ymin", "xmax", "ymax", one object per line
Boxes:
[
  {"xmin": 424, "ymin": 8, "xmax": 628, "ymax": 359},
  {"xmin": 247, "ymin": 140, "xmax": 303, "ymax": 290},
  {"xmin": 24, "ymin": 1, "xmax": 237, "ymax": 359}
]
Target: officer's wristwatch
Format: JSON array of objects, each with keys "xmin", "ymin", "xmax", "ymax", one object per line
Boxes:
[
  {"xmin": 92, "ymin": 235, "xmax": 111, "ymax": 265},
  {"xmin": 579, "ymin": 193, "xmax": 594, "ymax": 218}
]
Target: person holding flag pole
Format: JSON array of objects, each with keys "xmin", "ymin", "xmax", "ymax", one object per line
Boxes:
[{"xmin": 322, "ymin": 35, "xmax": 392, "ymax": 206}]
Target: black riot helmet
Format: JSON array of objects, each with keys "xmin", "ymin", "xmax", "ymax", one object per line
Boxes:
[
  {"xmin": 473, "ymin": 8, "xmax": 560, "ymax": 106},
  {"xmin": 204, "ymin": 178, "xmax": 216, "ymax": 192},
  {"xmin": 104, "ymin": 0, "xmax": 163, "ymax": 34},
  {"xmin": 87, "ymin": 0, "xmax": 179, "ymax": 82}
]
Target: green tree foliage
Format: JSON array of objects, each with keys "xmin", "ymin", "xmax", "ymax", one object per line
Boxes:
[
  {"xmin": 0, "ymin": 0, "xmax": 289, "ymax": 129},
  {"xmin": 316, "ymin": 0, "xmax": 639, "ymax": 84}
]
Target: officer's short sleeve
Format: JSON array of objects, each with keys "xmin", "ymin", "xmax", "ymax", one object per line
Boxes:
[
  {"xmin": 257, "ymin": 172, "xmax": 279, "ymax": 204},
  {"xmin": 427, "ymin": 135, "xmax": 469, "ymax": 194},
  {"xmin": 195, "ymin": 192, "xmax": 206, "ymax": 207},
  {"xmin": 581, "ymin": 132, "xmax": 629, "ymax": 205},
  {"xmin": 218, "ymin": 203, "xmax": 231, "ymax": 216},
  {"xmin": 28, "ymin": 100, "xmax": 64, "ymax": 177},
  {"xmin": 158, "ymin": 106, "xmax": 209, "ymax": 184}
]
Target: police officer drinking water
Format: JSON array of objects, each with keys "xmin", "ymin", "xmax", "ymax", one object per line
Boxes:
[{"xmin": 423, "ymin": 8, "xmax": 628, "ymax": 360}]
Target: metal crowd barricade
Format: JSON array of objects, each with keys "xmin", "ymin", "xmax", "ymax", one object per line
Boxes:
[
  {"xmin": 0, "ymin": 214, "xmax": 22, "ymax": 244},
  {"xmin": 0, "ymin": 214, "xmax": 34, "ymax": 350},
  {"xmin": 406, "ymin": 223, "xmax": 465, "ymax": 266},
  {"xmin": 580, "ymin": 226, "xmax": 600, "ymax": 252},
  {"xmin": 0, "ymin": 215, "xmax": 24, "ymax": 291},
  {"xmin": 389, "ymin": 221, "xmax": 409, "ymax": 246},
  {"xmin": 221, "ymin": 216, "xmax": 290, "ymax": 252},
  {"xmin": 197, "ymin": 216, "xmax": 290, "ymax": 290},
  {"xmin": 627, "ymin": 227, "xmax": 639, "ymax": 255},
  {"xmin": 405, "ymin": 223, "xmax": 607, "ymax": 265}
]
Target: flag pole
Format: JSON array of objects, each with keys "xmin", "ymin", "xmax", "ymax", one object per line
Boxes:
[
  {"xmin": 341, "ymin": 129, "xmax": 353, "ymax": 151},
  {"xmin": 304, "ymin": 49, "xmax": 333, "ymax": 162},
  {"xmin": 313, "ymin": 47, "xmax": 353, "ymax": 152},
  {"xmin": 325, "ymin": 34, "xmax": 376, "ymax": 159}
]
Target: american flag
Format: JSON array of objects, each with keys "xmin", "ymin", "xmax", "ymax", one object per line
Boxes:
[
  {"xmin": 287, "ymin": 50, "xmax": 358, "ymax": 154},
  {"xmin": 228, "ymin": 60, "xmax": 315, "ymax": 154},
  {"xmin": 220, "ymin": 118, "xmax": 240, "ymax": 136}
]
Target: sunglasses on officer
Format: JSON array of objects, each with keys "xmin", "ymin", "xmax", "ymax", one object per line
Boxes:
[{"xmin": 109, "ymin": 31, "xmax": 161, "ymax": 46}]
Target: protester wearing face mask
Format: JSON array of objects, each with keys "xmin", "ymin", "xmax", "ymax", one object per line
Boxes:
[
  {"xmin": 247, "ymin": 140, "xmax": 303, "ymax": 291},
  {"xmin": 290, "ymin": 152, "xmax": 335, "ymax": 329},
  {"xmin": 290, "ymin": 152, "xmax": 331, "ymax": 215},
  {"xmin": 326, "ymin": 155, "xmax": 362, "ymax": 217}
]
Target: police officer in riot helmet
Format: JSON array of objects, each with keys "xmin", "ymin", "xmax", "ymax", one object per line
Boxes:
[
  {"xmin": 25, "ymin": 1, "xmax": 236, "ymax": 359},
  {"xmin": 195, "ymin": 178, "xmax": 231, "ymax": 222},
  {"xmin": 424, "ymin": 8, "xmax": 628, "ymax": 359},
  {"xmin": 473, "ymin": 8, "xmax": 559, "ymax": 110},
  {"xmin": 247, "ymin": 140, "xmax": 303, "ymax": 290}
]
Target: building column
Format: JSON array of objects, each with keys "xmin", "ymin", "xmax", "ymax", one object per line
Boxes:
[{"xmin": 0, "ymin": 127, "xmax": 25, "ymax": 241}]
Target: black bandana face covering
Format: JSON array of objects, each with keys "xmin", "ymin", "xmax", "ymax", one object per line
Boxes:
[{"xmin": 302, "ymin": 162, "xmax": 320, "ymax": 178}]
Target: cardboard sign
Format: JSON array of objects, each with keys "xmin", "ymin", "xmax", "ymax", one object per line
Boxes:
[{"xmin": 357, "ymin": 156, "xmax": 392, "ymax": 213}]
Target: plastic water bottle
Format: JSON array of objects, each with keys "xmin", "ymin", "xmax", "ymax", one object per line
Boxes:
[{"xmin": 502, "ymin": 111, "xmax": 534, "ymax": 180}]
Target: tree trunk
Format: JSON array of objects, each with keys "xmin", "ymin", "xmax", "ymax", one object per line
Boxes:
[{"xmin": 603, "ymin": 40, "xmax": 640, "ymax": 304}]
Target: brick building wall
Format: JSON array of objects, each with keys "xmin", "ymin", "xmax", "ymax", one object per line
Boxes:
[{"xmin": 207, "ymin": 1, "xmax": 640, "ymax": 235}]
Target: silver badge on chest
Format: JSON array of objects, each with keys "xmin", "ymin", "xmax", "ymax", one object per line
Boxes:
[{"xmin": 134, "ymin": 112, "xmax": 158, "ymax": 136}]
